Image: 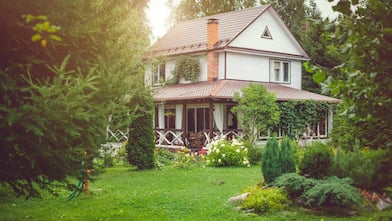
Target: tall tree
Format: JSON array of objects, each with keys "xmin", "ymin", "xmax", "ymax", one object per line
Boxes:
[
  {"xmin": 232, "ymin": 84, "xmax": 280, "ymax": 146},
  {"xmin": 312, "ymin": 0, "xmax": 392, "ymax": 148},
  {"xmin": 172, "ymin": 0, "xmax": 257, "ymax": 23},
  {"xmin": 0, "ymin": 0, "xmax": 150, "ymax": 197}
]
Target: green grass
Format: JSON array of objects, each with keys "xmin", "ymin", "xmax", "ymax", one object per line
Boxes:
[{"xmin": 0, "ymin": 165, "xmax": 391, "ymax": 220}]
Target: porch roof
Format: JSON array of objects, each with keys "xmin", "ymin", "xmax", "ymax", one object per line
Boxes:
[{"xmin": 152, "ymin": 80, "xmax": 339, "ymax": 104}]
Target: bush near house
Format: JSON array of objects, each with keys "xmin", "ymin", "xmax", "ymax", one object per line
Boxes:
[
  {"xmin": 207, "ymin": 138, "xmax": 250, "ymax": 167},
  {"xmin": 240, "ymin": 186, "xmax": 289, "ymax": 214},
  {"xmin": 261, "ymin": 136, "xmax": 297, "ymax": 184},
  {"xmin": 299, "ymin": 142, "xmax": 334, "ymax": 179}
]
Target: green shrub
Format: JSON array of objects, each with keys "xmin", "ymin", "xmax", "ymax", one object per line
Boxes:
[
  {"xmin": 303, "ymin": 176, "xmax": 362, "ymax": 210},
  {"xmin": 246, "ymin": 141, "xmax": 263, "ymax": 165},
  {"xmin": 261, "ymin": 137, "xmax": 281, "ymax": 184},
  {"xmin": 207, "ymin": 138, "xmax": 250, "ymax": 167},
  {"xmin": 273, "ymin": 173, "xmax": 316, "ymax": 198},
  {"xmin": 331, "ymin": 147, "xmax": 375, "ymax": 189},
  {"xmin": 280, "ymin": 137, "xmax": 296, "ymax": 174},
  {"xmin": 155, "ymin": 148, "xmax": 176, "ymax": 168},
  {"xmin": 291, "ymin": 140, "xmax": 304, "ymax": 166},
  {"xmin": 241, "ymin": 186, "xmax": 288, "ymax": 214},
  {"xmin": 299, "ymin": 142, "xmax": 334, "ymax": 179},
  {"xmin": 127, "ymin": 90, "xmax": 155, "ymax": 170},
  {"xmin": 173, "ymin": 149, "xmax": 199, "ymax": 169}
]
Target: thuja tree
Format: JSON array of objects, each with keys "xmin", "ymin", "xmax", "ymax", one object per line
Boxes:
[
  {"xmin": 280, "ymin": 137, "xmax": 296, "ymax": 174},
  {"xmin": 0, "ymin": 0, "xmax": 150, "ymax": 197},
  {"xmin": 232, "ymin": 84, "xmax": 280, "ymax": 146},
  {"xmin": 261, "ymin": 137, "xmax": 281, "ymax": 184},
  {"xmin": 127, "ymin": 88, "xmax": 155, "ymax": 170},
  {"xmin": 278, "ymin": 100, "xmax": 330, "ymax": 138}
]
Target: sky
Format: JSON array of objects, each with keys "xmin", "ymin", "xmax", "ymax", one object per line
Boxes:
[{"xmin": 146, "ymin": 0, "xmax": 339, "ymax": 40}]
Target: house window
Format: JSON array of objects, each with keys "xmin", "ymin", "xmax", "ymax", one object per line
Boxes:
[
  {"xmin": 270, "ymin": 60, "xmax": 290, "ymax": 83},
  {"xmin": 187, "ymin": 107, "xmax": 210, "ymax": 133},
  {"xmin": 152, "ymin": 62, "xmax": 165, "ymax": 85},
  {"xmin": 261, "ymin": 26, "xmax": 272, "ymax": 39}
]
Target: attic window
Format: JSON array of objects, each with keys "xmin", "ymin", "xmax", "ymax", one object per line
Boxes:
[{"xmin": 261, "ymin": 26, "xmax": 272, "ymax": 39}]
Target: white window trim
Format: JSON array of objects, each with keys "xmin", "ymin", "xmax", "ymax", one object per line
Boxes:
[
  {"xmin": 152, "ymin": 62, "xmax": 165, "ymax": 86},
  {"xmin": 270, "ymin": 59, "xmax": 291, "ymax": 84}
]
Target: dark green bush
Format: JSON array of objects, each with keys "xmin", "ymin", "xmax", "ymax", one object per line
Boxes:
[
  {"xmin": 303, "ymin": 176, "xmax": 362, "ymax": 210},
  {"xmin": 299, "ymin": 142, "xmax": 334, "ymax": 179},
  {"xmin": 261, "ymin": 137, "xmax": 281, "ymax": 184},
  {"xmin": 280, "ymin": 137, "xmax": 296, "ymax": 174},
  {"xmin": 127, "ymin": 90, "xmax": 155, "ymax": 170},
  {"xmin": 273, "ymin": 173, "xmax": 316, "ymax": 198},
  {"xmin": 331, "ymin": 147, "xmax": 374, "ymax": 189},
  {"xmin": 241, "ymin": 186, "xmax": 289, "ymax": 214}
]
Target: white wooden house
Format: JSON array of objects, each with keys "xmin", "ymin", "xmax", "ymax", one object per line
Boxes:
[{"xmin": 144, "ymin": 4, "xmax": 339, "ymax": 150}]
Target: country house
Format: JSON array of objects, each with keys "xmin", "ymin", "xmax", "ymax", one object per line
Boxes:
[{"xmin": 144, "ymin": 4, "xmax": 339, "ymax": 150}]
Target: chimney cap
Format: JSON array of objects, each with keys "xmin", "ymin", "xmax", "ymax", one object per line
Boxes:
[{"xmin": 207, "ymin": 18, "xmax": 219, "ymax": 24}]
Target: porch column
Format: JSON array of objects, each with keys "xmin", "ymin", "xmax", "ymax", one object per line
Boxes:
[
  {"xmin": 209, "ymin": 101, "xmax": 213, "ymax": 139},
  {"xmin": 182, "ymin": 104, "xmax": 187, "ymax": 142},
  {"xmin": 327, "ymin": 107, "xmax": 333, "ymax": 136},
  {"xmin": 158, "ymin": 104, "xmax": 165, "ymax": 129}
]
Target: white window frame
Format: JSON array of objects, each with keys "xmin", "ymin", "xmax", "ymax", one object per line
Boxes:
[
  {"xmin": 152, "ymin": 62, "xmax": 165, "ymax": 86},
  {"xmin": 270, "ymin": 60, "xmax": 290, "ymax": 83}
]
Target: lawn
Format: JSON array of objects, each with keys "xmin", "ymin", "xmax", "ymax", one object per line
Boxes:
[{"xmin": 0, "ymin": 165, "xmax": 391, "ymax": 220}]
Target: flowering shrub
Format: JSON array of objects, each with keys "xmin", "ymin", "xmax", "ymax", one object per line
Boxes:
[{"xmin": 206, "ymin": 137, "xmax": 250, "ymax": 167}]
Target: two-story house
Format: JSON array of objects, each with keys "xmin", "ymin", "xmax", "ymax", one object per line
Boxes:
[{"xmin": 145, "ymin": 4, "xmax": 339, "ymax": 149}]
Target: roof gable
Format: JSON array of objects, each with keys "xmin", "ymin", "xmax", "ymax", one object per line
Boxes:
[
  {"xmin": 228, "ymin": 7, "xmax": 309, "ymax": 59},
  {"xmin": 148, "ymin": 5, "xmax": 270, "ymax": 57}
]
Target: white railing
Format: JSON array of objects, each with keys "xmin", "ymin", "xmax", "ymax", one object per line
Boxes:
[{"xmin": 155, "ymin": 129, "xmax": 186, "ymax": 149}]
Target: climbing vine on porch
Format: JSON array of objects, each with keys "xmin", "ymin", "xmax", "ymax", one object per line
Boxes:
[
  {"xmin": 278, "ymin": 100, "xmax": 331, "ymax": 138},
  {"xmin": 170, "ymin": 55, "xmax": 200, "ymax": 84}
]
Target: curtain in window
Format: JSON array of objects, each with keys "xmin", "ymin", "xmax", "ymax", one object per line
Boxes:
[
  {"xmin": 175, "ymin": 104, "xmax": 183, "ymax": 130},
  {"xmin": 213, "ymin": 104, "xmax": 224, "ymax": 134},
  {"xmin": 158, "ymin": 104, "xmax": 165, "ymax": 128}
]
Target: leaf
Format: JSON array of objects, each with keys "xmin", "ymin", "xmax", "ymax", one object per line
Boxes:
[
  {"xmin": 332, "ymin": 0, "xmax": 351, "ymax": 15},
  {"xmin": 31, "ymin": 34, "xmax": 42, "ymax": 42},
  {"xmin": 313, "ymin": 72, "xmax": 326, "ymax": 83},
  {"xmin": 49, "ymin": 34, "xmax": 62, "ymax": 42}
]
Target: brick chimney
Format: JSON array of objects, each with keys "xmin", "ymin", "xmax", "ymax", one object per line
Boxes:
[{"xmin": 207, "ymin": 18, "xmax": 219, "ymax": 81}]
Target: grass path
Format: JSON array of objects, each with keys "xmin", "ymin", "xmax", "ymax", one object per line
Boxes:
[{"xmin": 0, "ymin": 165, "xmax": 391, "ymax": 220}]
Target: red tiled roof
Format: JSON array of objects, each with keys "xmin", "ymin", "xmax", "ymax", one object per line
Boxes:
[
  {"xmin": 148, "ymin": 5, "xmax": 270, "ymax": 57},
  {"xmin": 153, "ymin": 80, "xmax": 340, "ymax": 103}
]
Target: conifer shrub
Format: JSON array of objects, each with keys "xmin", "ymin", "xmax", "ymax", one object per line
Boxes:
[
  {"xmin": 303, "ymin": 176, "xmax": 362, "ymax": 210},
  {"xmin": 241, "ymin": 186, "xmax": 288, "ymax": 214},
  {"xmin": 299, "ymin": 142, "xmax": 334, "ymax": 179},
  {"xmin": 127, "ymin": 90, "xmax": 155, "ymax": 170},
  {"xmin": 280, "ymin": 137, "xmax": 296, "ymax": 174},
  {"xmin": 273, "ymin": 173, "xmax": 316, "ymax": 198},
  {"xmin": 261, "ymin": 137, "xmax": 280, "ymax": 184}
]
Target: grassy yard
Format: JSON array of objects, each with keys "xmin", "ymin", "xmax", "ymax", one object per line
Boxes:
[{"xmin": 0, "ymin": 165, "xmax": 391, "ymax": 220}]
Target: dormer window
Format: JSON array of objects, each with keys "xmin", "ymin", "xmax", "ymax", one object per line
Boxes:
[
  {"xmin": 261, "ymin": 26, "xmax": 272, "ymax": 39},
  {"xmin": 152, "ymin": 62, "xmax": 165, "ymax": 85},
  {"xmin": 270, "ymin": 60, "xmax": 290, "ymax": 83}
]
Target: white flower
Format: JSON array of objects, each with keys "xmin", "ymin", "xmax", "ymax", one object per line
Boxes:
[
  {"xmin": 220, "ymin": 143, "xmax": 225, "ymax": 147},
  {"xmin": 218, "ymin": 159, "xmax": 222, "ymax": 163},
  {"xmin": 222, "ymin": 154, "xmax": 226, "ymax": 158},
  {"xmin": 244, "ymin": 148, "xmax": 248, "ymax": 152},
  {"xmin": 236, "ymin": 149, "xmax": 240, "ymax": 153},
  {"xmin": 240, "ymin": 146, "xmax": 244, "ymax": 149},
  {"xmin": 216, "ymin": 148, "xmax": 220, "ymax": 153}
]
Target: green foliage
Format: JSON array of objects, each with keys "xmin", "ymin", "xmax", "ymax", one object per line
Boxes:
[
  {"xmin": 279, "ymin": 137, "xmax": 296, "ymax": 174},
  {"xmin": 330, "ymin": 102, "xmax": 365, "ymax": 151},
  {"xmin": 261, "ymin": 137, "xmax": 281, "ymax": 184},
  {"xmin": 303, "ymin": 176, "xmax": 362, "ymax": 210},
  {"xmin": 232, "ymin": 84, "xmax": 280, "ymax": 146},
  {"xmin": 317, "ymin": 0, "xmax": 392, "ymax": 148},
  {"xmin": 207, "ymin": 138, "xmax": 250, "ymax": 167},
  {"xmin": 299, "ymin": 142, "xmax": 334, "ymax": 179},
  {"xmin": 331, "ymin": 147, "xmax": 392, "ymax": 191},
  {"xmin": 170, "ymin": 56, "xmax": 200, "ymax": 83},
  {"xmin": 155, "ymin": 148, "xmax": 176, "ymax": 168},
  {"xmin": 246, "ymin": 141, "xmax": 263, "ymax": 165},
  {"xmin": 273, "ymin": 173, "xmax": 317, "ymax": 199},
  {"xmin": 127, "ymin": 89, "xmax": 155, "ymax": 170},
  {"xmin": 0, "ymin": 0, "xmax": 150, "ymax": 197},
  {"xmin": 278, "ymin": 100, "xmax": 330, "ymax": 138},
  {"xmin": 241, "ymin": 186, "xmax": 289, "ymax": 214}
]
